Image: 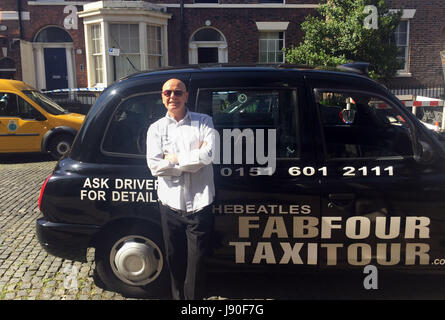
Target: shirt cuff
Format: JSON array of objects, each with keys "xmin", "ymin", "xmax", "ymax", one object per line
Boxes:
[
  {"xmin": 158, "ymin": 158, "xmax": 174, "ymax": 170},
  {"xmin": 156, "ymin": 159, "xmax": 183, "ymax": 176}
]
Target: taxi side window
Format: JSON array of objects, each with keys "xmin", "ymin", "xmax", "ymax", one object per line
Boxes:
[
  {"xmin": 316, "ymin": 90, "xmax": 414, "ymax": 159},
  {"xmin": 0, "ymin": 93, "xmax": 19, "ymax": 117},
  {"xmin": 102, "ymin": 92, "xmax": 165, "ymax": 155},
  {"xmin": 197, "ymin": 89, "xmax": 299, "ymax": 158},
  {"xmin": 17, "ymin": 96, "xmax": 44, "ymax": 120}
]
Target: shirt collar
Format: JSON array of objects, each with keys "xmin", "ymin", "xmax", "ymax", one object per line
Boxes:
[{"xmin": 165, "ymin": 108, "xmax": 190, "ymax": 124}]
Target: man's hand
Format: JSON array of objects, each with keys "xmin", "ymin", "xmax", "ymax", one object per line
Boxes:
[
  {"xmin": 164, "ymin": 153, "xmax": 178, "ymax": 164},
  {"xmin": 199, "ymin": 141, "xmax": 208, "ymax": 149}
]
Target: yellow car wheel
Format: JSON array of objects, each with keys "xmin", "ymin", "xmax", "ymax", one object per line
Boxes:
[{"xmin": 49, "ymin": 133, "xmax": 74, "ymax": 159}]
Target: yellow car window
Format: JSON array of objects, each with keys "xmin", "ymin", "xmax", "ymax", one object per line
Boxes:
[
  {"xmin": 23, "ymin": 90, "xmax": 68, "ymax": 115},
  {"xmin": 0, "ymin": 93, "xmax": 19, "ymax": 117}
]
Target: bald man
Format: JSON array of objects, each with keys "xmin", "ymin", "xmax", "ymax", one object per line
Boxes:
[{"xmin": 146, "ymin": 78, "xmax": 215, "ymax": 300}]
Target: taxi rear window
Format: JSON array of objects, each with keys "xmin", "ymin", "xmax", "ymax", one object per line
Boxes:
[{"xmin": 102, "ymin": 92, "xmax": 165, "ymax": 156}]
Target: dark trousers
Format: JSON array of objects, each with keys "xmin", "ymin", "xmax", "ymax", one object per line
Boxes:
[{"xmin": 159, "ymin": 203, "xmax": 214, "ymax": 300}]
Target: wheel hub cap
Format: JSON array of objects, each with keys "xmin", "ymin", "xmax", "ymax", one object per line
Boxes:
[
  {"xmin": 111, "ymin": 237, "xmax": 163, "ymax": 286},
  {"xmin": 56, "ymin": 142, "xmax": 69, "ymax": 155}
]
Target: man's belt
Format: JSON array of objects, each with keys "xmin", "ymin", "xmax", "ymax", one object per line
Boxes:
[{"xmin": 159, "ymin": 201, "xmax": 206, "ymax": 215}]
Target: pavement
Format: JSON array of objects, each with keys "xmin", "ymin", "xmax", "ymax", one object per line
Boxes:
[
  {"xmin": 2, "ymin": 153, "xmax": 445, "ymax": 301},
  {"xmin": 0, "ymin": 153, "xmax": 129, "ymax": 300}
]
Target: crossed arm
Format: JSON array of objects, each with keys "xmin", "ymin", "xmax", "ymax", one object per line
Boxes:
[{"xmin": 146, "ymin": 117, "xmax": 215, "ymax": 177}]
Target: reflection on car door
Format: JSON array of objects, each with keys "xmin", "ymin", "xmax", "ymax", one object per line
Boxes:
[
  {"xmin": 192, "ymin": 71, "xmax": 322, "ymax": 270},
  {"xmin": 309, "ymin": 80, "xmax": 445, "ymax": 270}
]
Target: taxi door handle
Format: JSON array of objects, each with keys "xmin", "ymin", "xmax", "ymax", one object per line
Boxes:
[
  {"xmin": 328, "ymin": 193, "xmax": 355, "ymax": 200},
  {"xmin": 328, "ymin": 193, "xmax": 355, "ymax": 208}
]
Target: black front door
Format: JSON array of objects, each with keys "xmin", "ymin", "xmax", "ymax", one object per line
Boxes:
[
  {"xmin": 198, "ymin": 48, "xmax": 218, "ymax": 63},
  {"xmin": 44, "ymin": 48, "xmax": 68, "ymax": 90}
]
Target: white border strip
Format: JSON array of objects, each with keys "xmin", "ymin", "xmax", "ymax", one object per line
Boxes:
[
  {"xmin": 28, "ymin": 1, "xmax": 319, "ymax": 8},
  {"xmin": 28, "ymin": 1, "xmax": 90, "ymax": 5},
  {"xmin": 256, "ymin": 21, "xmax": 290, "ymax": 31},
  {"xmin": 42, "ymin": 87, "xmax": 105, "ymax": 93},
  {"xmin": 389, "ymin": 9, "xmax": 416, "ymax": 19},
  {"xmin": 402, "ymin": 100, "xmax": 444, "ymax": 107},
  {"xmin": 0, "ymin": 11, "xmax": 30, "ymax": 20},
  {"xmin": 165, "ymin": 4, "xmax": 319, "ymax": 8}
]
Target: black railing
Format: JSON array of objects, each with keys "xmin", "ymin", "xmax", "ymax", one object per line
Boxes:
[
  {"xmin": 387, "ymin": 83, "xmax": 445, "ymax": 100},
  {"xmin": 43, "ymin": 89, "xmax": 103, "ymax": 115},
  {"xmin": 385, "ymin": 83, "xmax": 445, "ymax": 129}
]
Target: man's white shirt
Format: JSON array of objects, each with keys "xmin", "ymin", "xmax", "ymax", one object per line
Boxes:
[{"xmin": 146, "ymin": 110, "xmax": 215, "ymax": 213}]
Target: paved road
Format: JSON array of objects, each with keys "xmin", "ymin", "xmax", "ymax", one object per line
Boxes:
[{"xmin": 1, "ymin": 153, "xmax": 445, "ymax": 300}]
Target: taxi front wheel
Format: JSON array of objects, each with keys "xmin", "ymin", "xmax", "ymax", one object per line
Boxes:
[
  {"xmin": 48, "ymin": 134, "xmax": 74, "ymax": 159},
  {"xmin": 94, "ymin": 224, "xmax": 170, "ymax": 298}
]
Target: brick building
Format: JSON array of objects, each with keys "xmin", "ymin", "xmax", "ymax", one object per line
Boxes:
[
  {"xmin": 0, "ymin": 0, "xmax": 443, "ymax": 90},
  {"xmin": 387, "ymin": 0, "xmax": 445, "ymax": 87},
  {"xmin": 0, "ymin": 0, "xmax": 88, "ymax": 89}
]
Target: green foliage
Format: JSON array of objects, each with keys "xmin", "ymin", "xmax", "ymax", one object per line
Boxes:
[{"xmin": 284, "ymin": 0, "xmax": 402, "ymax": 82}]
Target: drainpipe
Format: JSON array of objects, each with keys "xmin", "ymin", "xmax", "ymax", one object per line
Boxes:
[
  {"xmin": 17, "ymin": 0, "xmax": 23, "ymax": 39},
  {"xmin": 180, "ymin": 0, "xmax": 185, "ymax": 64}
]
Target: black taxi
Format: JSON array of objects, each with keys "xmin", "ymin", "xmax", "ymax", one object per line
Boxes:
[{"xmin": 36, "ymin": 65, "xmax": 445, "ymax": 298}]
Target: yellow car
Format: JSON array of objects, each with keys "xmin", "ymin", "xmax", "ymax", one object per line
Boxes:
[{"xmin": 0, "ymin": 79, "xmax": 85, "ymax": 159}]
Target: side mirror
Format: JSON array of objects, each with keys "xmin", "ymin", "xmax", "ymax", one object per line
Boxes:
[
  {"xmin": 339, "ymin": 109, "xmax": 356, "ymax": 124},
  {"xmin": 416, "ymin": 140, "xmax": 434, "ymax": 163}
]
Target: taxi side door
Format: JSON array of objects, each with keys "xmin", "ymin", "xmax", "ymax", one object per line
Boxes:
[
  {"xmin": 191, "ymin": 70, "xmax": 323, "ymax": 270},
  {"xmin": 307, "ymin": 76, "xmax": 445, "ymax": 270},
  {"xmin": 0, "ymin": 92, "xmax": 47, "ymax": 152}
]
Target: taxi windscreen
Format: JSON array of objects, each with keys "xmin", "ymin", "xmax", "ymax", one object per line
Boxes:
[{"xmin": 23, "ymin": 90, "xmax": 69, "ymax": 115}]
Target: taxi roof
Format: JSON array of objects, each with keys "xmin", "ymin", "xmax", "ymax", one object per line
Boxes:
[
  {"xmin": 122, "ymin": 63, "xmax": 371, "ymax": 81},
  {"xmin": 0, "ymin": 79, "xmax": 36, "ymax": 92}
]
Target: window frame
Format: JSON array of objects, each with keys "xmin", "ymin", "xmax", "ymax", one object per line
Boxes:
[
  {"xmin": 109, "ymin": 23, "xmax": 142, "ymax": 79},
  {"xmin": 90, "ymin": 24, "xmax": 104, "ymax": 85},
  {"xmin": 34, "ymin": 26, "xmax": 73, "ymax": 43},
  {"xmin": 195, "ymin": 86, "xmax": 300, "ymax": 161},
  {"xmin": 16, "ymin": 95, "xmax": 45, "ymax": 120},
  {"xmin": 147, "ymin": 24, "xmax": 163, "ymax": 69},
  {"xmin": 314, "ymin": 88, "xmax": 417, "ymax": 161},
  {"xmin": 100, "ymin": 91, "xmax": 164, "ymax": 159},
  {"xmin": 0, "ymin": 92, "xmax": 19, "ymax": 117},
  {"xmin": 258, "ymin": 31, "xmax": 285, "ymax": 64},
  {"xmin": 22, "ymin": 90, "xmax": 66, "ymax": 115},
  {"xmin": 394, "ymin": 19, "xmax": 410, "ymax": 74}
]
